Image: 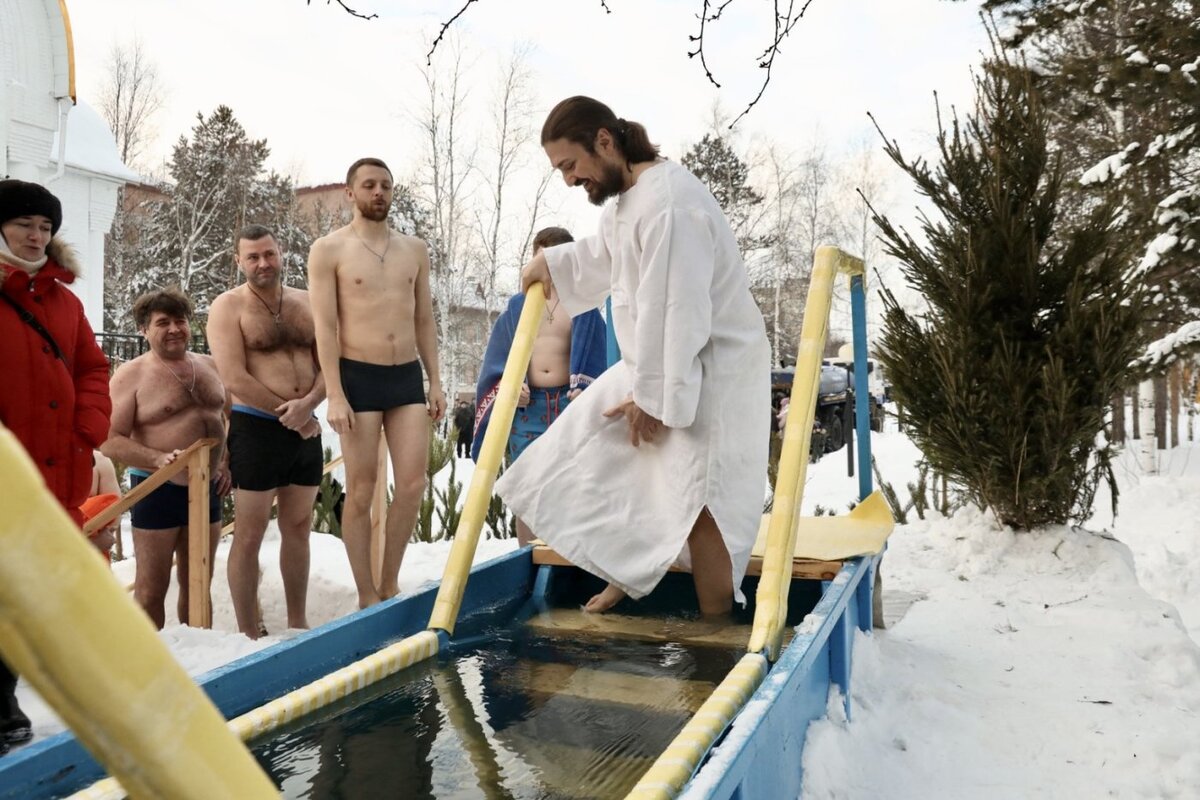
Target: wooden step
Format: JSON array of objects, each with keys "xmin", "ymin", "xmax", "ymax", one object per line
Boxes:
[
  {"xmin": 525, "ymin": 607, "xmax": 795, "ymax": 651},
  {"xmin": 504, "ymin": 659, "xmax": 714, "ymax": 713},
  {"xmin": 530, "ymin": 544, "xmax": 841, "ymax": 581}
]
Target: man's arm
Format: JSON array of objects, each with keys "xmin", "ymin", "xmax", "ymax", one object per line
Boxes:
[
  {"xmin": 100, "ymin": 363, "xmax": 176, "ymax": 471},
  {"xmin": 413, "ymin": 240, "xmax": 445, "ymax": 422},
  {"xmin": 206, "ymin": 292, "xmax": 288, "ymax": 413},
  {"xmin": 275, "ymin": 291, "xmax": 327, "ymax": 431},
  {"xmin": 308, "ymin": 237, "xmax": 353, "ymax": 433}
]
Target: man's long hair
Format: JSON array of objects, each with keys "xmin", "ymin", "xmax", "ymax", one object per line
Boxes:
[{"xmin": 541, "ymin": 96, "xmax": 659, "ymax": 164}]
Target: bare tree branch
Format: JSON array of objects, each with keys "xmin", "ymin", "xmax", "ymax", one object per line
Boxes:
[
  {"xmin": 307, "ymin": 0, "xmax": 377, "ymax": 20},
  {"xmin": 730, "ymin": 0, "xmax": 816, "ymax": 128},
  {"xmin": 332, "ymin": 0, "xmax": 821, "ymax": 125},
  {"xmin": 427, "ymin": 0, "xmax": 481, "ymax": 63}
]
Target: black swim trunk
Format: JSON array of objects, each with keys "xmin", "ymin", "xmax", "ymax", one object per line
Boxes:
[
  {"xmin": 227, "ymin": 409, "xmax": 323, "ymax": 491},
  {"xmin": 129, "ymin": 472, "xmax": 221, "ymax": 531},
  {"xmin": 340, "ymin": 358, "xmax": 426, "ymax": 413}
]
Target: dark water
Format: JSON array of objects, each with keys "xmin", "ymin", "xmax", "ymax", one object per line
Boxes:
[{"xmin": 250, "ymin": 615, "xmax": 744, "ymax": 799}]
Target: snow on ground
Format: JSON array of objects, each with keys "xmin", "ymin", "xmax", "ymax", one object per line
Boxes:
[
  {"xmin": 799, "ymin": 417, "xmax": 1200, "ymax": 799},
  {"xmin": 14, "ymin": 413, "xmax": 1200, "ymax": 800}
]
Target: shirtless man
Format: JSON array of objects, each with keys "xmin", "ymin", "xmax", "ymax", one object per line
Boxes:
[
  {"xmin": 208, "ymin": 225, "xmax": 324, "ymax": 638},
  {"xmin": 308, "ymin": 157, "xmax": 446, "ymax": 608},
  {"xmin": 471, "ymin": 226, "xmax": 608, "ymax": 544},
  {"xmin": 102, "ymin": 289, "xmax": 232, "ymax": 629}
]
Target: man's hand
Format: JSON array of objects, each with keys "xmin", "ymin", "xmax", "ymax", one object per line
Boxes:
[
  {"xmin": 299, "ymin": 417, "xmax": 322, "ymax": 439},
  {"xmin": 327, "ymin": 396, "xmax": 354, "ymax": 434},
  {"xmin": 518, "ymin": 382, "xmax": 531, "ymax": 408},
  {"xmin": 89, "ymin": 527, "xmax": 116, "ymax": 555},
  {"xmin": 603, "ymin": 394, "xmax": 664, "ymax": 447},
  {"xmin": 215, "ymin": 461, "xmax": 233, "ymax": 497},
  {"xmin": 567, "ymin": 387, "xmax": 582, "ymax": 401},
  {"xmin": 427, "ymin": 385, "xmax": 447, "ymax": 423},
  {"xmin": 276, "ymin": 397, "xmax": 316, "ymax": 431},
  {"xmin": 520, "ymin": 251, "xmax": 553, "ymax": 298},
  {"xmin": 154, "ymin": 449, "xmax": 183, "ymax": 470}
]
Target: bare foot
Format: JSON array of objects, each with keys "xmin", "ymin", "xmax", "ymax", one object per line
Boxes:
[
  {"xmin": 584, "ymin": 583, "xmax": 626, "ymax": 613},
  {"xmin": 358, "ymin": 590, "xmax": 382, "ymax": 609},
  {"xmin": 377, "ymin": 584, "xmax": 400, "ymax": 602}
]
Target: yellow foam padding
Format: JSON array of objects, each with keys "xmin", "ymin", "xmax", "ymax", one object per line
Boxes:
[
  {"xmin": 71, "ymin": 629, "xmax": 441, "ymax": 800},
  {"xmin": 428, "ymin": 283, "xmax": 547, "ymax": 634},
  {"xmin": 0, "ymin": 427, "xmax": 278, "ymax": 800},
  {"xmin": 750, "ymin": 246, "xmax": 860, "ymax": 659},
  {"xmin": 624, "ymin": 653, "xmax": 768, "ymax": 799},
  {"xmin": 751, "ymin": 491, "xmax": 895, "ymax": 563}
]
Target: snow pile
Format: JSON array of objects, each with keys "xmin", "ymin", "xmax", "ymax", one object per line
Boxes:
[{"xmin": 801, "ymin": 506, "xmax": 1200, "ymax": 798}]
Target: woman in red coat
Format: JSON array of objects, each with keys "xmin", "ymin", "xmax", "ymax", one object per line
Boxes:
[{"xmin": 0, "ymin": 179, "xmax": 111, "ymax": 753}]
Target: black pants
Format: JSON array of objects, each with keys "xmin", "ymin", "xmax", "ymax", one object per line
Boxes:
[
  {"xmin": 0, "ymin": 657, "xmax": 16, "ymax": 701},
  {"xmin": 456, "ymin": 433, "xmax": 471, "ymax": 458}
]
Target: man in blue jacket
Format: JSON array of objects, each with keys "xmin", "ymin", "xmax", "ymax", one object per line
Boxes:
[{"xmin": 472, "ymin": 226, "xmax": 607, "ymax": 544}]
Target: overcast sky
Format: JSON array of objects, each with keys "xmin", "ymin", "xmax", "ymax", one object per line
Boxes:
[
  {"xmin": 66, "ymin": 1, "xmax": 985, "ymax": 169},
  {"xmin": 65, "ymin": 0, "xmax": 988, "ymax": 267}
]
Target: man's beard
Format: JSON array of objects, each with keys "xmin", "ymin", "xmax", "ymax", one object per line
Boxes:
[
  {"xmin": 585, "ymin": 162, "xmax": 626, "ymax": 206},
  {"xmin": 357, "ymin": 197, "xmax": 390, "ymax": 222}
]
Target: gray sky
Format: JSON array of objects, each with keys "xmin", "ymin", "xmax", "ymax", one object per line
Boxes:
[{"xmin": 67, "ymin": 0, "xmax": 987, "ymax": 177}]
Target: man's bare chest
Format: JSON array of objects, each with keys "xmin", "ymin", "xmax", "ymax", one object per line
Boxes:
[
  {"xmin": 135, "ymin": 364, "xmax": 224, "ymax": 425},
  {"xmin": 241, "ymin": 304, "xmax": 315, "ymax": 353}
]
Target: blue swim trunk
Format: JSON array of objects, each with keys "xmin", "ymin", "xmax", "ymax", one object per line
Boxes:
[
  {"xmin": 507, "ymin": 385, "xmax": 570, "ymax": 463},
  {"xmin": 129, "ymin": 470, "xmax": 221, "ymax": 531}
]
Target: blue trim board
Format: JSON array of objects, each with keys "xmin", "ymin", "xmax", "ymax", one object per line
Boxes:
[
  {"xmin": 681, "ymin": 554, "xmax": 877, "ymax": 799},
  {"xmin": 0, "ymin": 547, "xmax": 535, "ymax": 800}
]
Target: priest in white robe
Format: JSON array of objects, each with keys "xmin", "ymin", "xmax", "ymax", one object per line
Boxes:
[{"xmin": 496, "ymin": 96, "xmax": 770, "ymax": 614}]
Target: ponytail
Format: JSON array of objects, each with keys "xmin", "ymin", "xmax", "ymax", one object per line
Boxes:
[{"xmin": 542, "ymin": 96, "xmax": 660, "ymax": 164}]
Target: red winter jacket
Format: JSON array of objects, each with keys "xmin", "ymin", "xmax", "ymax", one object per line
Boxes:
[{"xmin": 0, "ymin": 239, "xmax": 111, "ymax": 526}]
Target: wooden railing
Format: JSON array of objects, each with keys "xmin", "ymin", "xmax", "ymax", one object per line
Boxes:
[
  {"xmin": 85, "ymin": 438, "xmax": 218, "ymax": 628},
  {"xmin": 98, "ymin": 437, "xmax": 387, "ymax": 630}
]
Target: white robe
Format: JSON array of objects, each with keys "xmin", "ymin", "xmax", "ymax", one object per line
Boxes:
[{"xmin": 495, "ymin": 161, "xmax": 770, "ymax": 602}]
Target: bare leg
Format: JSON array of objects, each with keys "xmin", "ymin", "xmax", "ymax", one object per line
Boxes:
[
  {"xmin": 515, "ymin": 519, "xmax": 535, "ymax": 546},
  {"xmin": 277, "ymin": 483, "xmax": 318, "ymax": 630},
  {"xmin": 176, "ymin": 521, "xmax": 221, "ymax": 626},
  {"xmin": 132, "ymin": 527, "xmax": 181, "ymax": 629},
  {"xmin": 228, "ymin": 488, "xmax": 275, "ymax": 638},
  {"xmin": 339, "ymin": 412, "xmax": 385, "ymax": 608},
  {"xmin": 584, "ymin": 583, "xmax": 627, "ymax": 614},
  {"xmin": 688, "ymin": 507, "xmax": 733, "ymax": 616},
  {"xmin": 377, "ymin": 405, "xmax": 430, "ymax": 600}
]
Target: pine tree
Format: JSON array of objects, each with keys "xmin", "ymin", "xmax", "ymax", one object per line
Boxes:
[
  {"xmin": 108, "ymin": 107, "xmax": 311, "ymax": 328},
  {"xmin": 986, "ymin": 0, "xmax": 1200, "ymax": 362},
  {"xmin": 682, "ymin": 133, "xmax": 768, "ymax": 258},
  {"xmin": 872, "ymin": 49, "xmax": 1146, "ymax": 529}
]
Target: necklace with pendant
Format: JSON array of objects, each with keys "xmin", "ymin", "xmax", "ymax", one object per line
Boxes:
[
  {"xmin": 247, "ymin": 284, "xmax": 284, "ymax": 326},
  {"xmin": 546, "ymin": 296, "xmax": 562, "ymax": 323},
  {"xmin": 352, "ymin": 226, "xmax": 391, "ymax": 264},
  {"xmin": 154, "ymin": 351, "xmax": 196, "ymax": 397}
]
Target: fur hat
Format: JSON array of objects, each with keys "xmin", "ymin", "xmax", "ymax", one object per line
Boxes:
[{"xmin": 0, "ymin": 179, "xmax": 63, "ymax": 235}]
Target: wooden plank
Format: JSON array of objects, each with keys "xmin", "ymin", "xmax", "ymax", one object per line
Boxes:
[
  {"xmin": 497, "ymin": 728, "xmax": 655, "ymax": 799},
  {"xmin": 187, "ymin": 442, "xmax": 212, "ymax": 628},
  {"xmin": 83, "ymin": 438, "xmax": 218, "ymax": 536},
  {"xmin": 505, "ymin": 660, "xmax": 714, "ymax": 713},
  {"xmin": 526, "ymin": 608, "xmax": 763, "ymax": 650},
  {"xmin": 530, "ymin": 545, "xmax": 840, "ymax": 581}
]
